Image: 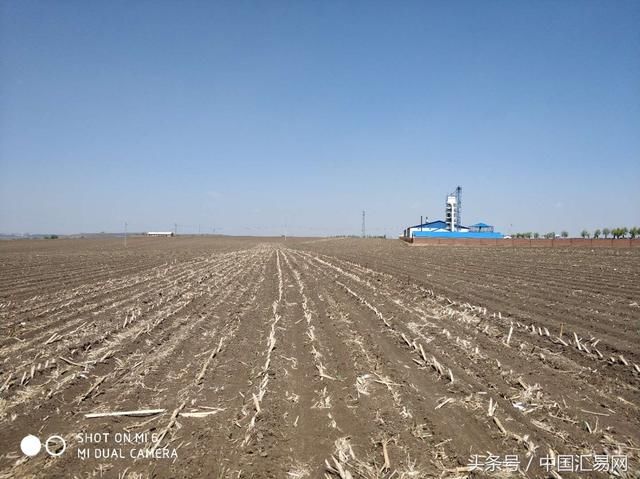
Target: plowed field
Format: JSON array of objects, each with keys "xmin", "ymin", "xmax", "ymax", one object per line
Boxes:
[{"xmin": 0, "ymin": 237, "xmax": 638, "ymax": 478}]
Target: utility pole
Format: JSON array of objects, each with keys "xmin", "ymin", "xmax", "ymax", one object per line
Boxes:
[
  {"xmin": 361, "ymin": 210, "xmax": 366, "ymax": 238},
  {"xmin": 174, "ymin": 223, "xmax": 178, "ymax": 236},
  {"xmin": 124, "ymin": 221, "xmax": 127, "ymax": 248}
]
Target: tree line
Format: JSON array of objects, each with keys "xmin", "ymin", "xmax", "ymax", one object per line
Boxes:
[
  {"xmin": 513, "ymin": 227, "xmax": 639, "ymax": 239},
  {"xmin": 580, "ymin": 227, "xmax": 639, "ymax": 239},
  {"xmin": 513, "ymin": 231, "xmax": 568, "ymax": 239}
]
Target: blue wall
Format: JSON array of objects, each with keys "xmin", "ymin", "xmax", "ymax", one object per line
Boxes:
[{"xmin": 412, "ymin": 231, "xmax": 504, "ymax": 239}]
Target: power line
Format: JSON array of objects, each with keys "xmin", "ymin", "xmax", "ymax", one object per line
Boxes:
[{"xmin": 361, "ymin": 210, "xmax": 366, "ymax": 238}]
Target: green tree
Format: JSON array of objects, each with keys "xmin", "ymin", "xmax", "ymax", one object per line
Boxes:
[
  {"xmin": 593, "ymin": 229, "xmax": 601, "ymax": 239},
  {"xmin": 545, "ymin": 232, "xmax": 555, "ymax": 239},
  {"xmin": 580, "ymin": 230, "xmax": 589, "ymax": 238},
  {"xmin": 602, "ymin": 228, "xmax": 610, "ymax": 239},
  {"xmin": 533, "ymin": 232, "xmax": 540, "ymax": 239},
  {"xmin": 622, "ymin": 227, "xmax": 629, "ymax": 238},
  {"xmin": 630, "ymin": 227, "xmax": 638, "ymax": 239},
  {"xmin": 561, "ymin": 231, "xmax": 569, "ymax": 238}
]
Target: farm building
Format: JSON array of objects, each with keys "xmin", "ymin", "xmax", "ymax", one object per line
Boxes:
[
  {"xmin": 404, "ymin": 220, "xmax": 469, "ymax": 238},
  {"xmin": 403, "ymin": 187, "xmax": 504, "ymax": 239},
  {"xmin": 147, "ymin": 232, "xmax": 175, "ymax": 237},
  {"xmin": 469, "ymin": 222, "xmax": 495, "ymax": 233}
]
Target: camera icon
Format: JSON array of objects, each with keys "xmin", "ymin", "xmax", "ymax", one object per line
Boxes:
[{"xmin": 20, "ymin": 435, "xmax": 66, "ymax": 457}]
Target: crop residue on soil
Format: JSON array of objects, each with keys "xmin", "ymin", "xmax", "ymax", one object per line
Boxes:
[{"xmin": 0, "ymin": 237, "xmax": 638, "ymax": 478}]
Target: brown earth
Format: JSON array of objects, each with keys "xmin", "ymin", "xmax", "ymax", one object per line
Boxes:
[{"xmin": 0, "ymin": 237, "xmax": 638, "ymax": 478}]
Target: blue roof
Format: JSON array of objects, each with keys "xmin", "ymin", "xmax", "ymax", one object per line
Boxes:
[
  {"xmin": 408, "ymin": 220, "xmax": 447, "ymax": 229},
  {"xmin": 471, "ymin": 222, "xmax": 492, "ymax": 227}
]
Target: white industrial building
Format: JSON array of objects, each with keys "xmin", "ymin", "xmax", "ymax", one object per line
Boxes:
[
  {"xmin": 445, "ymin": 186, "xmax": 462, "ymax": 232},
  {"xmin": 146, "ymin": 232, "xmax": 174, "ymax": 237}
]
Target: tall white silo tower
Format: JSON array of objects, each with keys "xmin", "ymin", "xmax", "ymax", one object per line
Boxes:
[{"xmin": 445, "ymin": 186, "xmax": 462, "ymax": 232}]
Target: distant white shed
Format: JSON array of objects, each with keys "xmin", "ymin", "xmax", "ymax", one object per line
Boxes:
[{"xmin": 147, "ymin": 232, "xmax": 174, "ymax": 237}]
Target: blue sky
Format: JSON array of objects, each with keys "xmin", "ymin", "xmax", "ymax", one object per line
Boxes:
[{"xmin": 1, "ymin": 1, "xmax": 638, "ymax": 236}]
